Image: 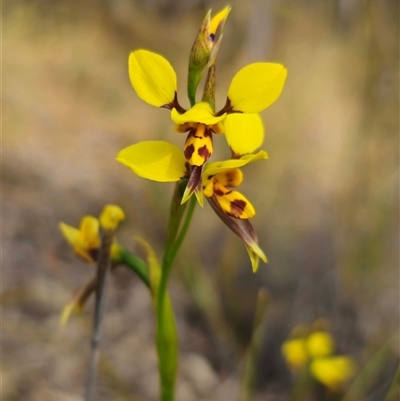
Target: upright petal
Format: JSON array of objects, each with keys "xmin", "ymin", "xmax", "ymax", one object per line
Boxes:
[
  {"xmin": 227, "ymin": 63, "xmax": 287, "ymax": 113},
  {"xmin": 224, "ymin": 113, "xmax": 264, "ymax": 156},
  {"xmin": 117, "ymin": 141, "xmax": 187, "ymax": 182},
  {"xmin": 79, "ymin": 216, "xmax": 101, "ymax": 249},
  {"xmin": 100, "ymin": 205, "xmax": 125, "ymax": 231},
  {"xmin": 129, "ymin": 50, "xmax": 177, "ymax": 107}
]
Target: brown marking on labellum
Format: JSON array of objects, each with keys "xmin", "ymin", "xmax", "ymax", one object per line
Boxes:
[
  {"xmin": 224, "ymin": 171, "xmax": 237, "ymax": 185},
  {"xmin": 214, "ymin": 188, "xmax": 226, "ymax": 196},
  {"xmin": 197, "ymin": 145, "xmax": 211, "ymax": 160},
  {"xmin": 184, "ymin": 144, "xmax": 195, "ymax": 160},
  {"xmin": 230, "ymin": 199, "xmax": 247, "ymax": 217}
]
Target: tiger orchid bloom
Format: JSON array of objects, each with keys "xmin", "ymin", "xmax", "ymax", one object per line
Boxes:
[
  {"xmin": 128, "ymin": 49, "xmax": 287, "ymax": 202},
  {"xmin": 59, "ymin": 206, "xmax": 125, "ymax": 325},
  {"xmin": 116, "ymin": 141, "xmax": 267, "ymax": 271},
  {"xmin": 59, "ymin": 206, "xmax": 124, "ymax": 264}
]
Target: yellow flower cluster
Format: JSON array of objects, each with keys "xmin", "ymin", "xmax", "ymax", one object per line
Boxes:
[{"xmin": 281, "ymin": 322, "xmax": 356, "ymax": 390}]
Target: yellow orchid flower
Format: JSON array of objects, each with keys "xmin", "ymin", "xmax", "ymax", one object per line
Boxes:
[
  {"xmin": 117, "ymin": 141, "xmax": 267, "ymax": 271},
  {"xmin": 128, "ymin": 50, "xmax": 286, "ymax": 166},
  {"xmin": 59, "ymin": 216, "xmax": 101, "ymax": 263},
  {"xmin": 59, "ymin": 215, "xmax": 122, "ymax": 263}
]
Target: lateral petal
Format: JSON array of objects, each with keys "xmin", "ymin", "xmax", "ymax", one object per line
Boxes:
[
  {"xmin": 117, "ymin": 141, "xmax": 187, "ymax": 182},
  {"xmin": 214, "ymin": 189, "xmax": 255, "ymax": 219},
  {"xmin": 227, "ymin": 63, "xmax": 287, "ymax": 113},
  {"xmin": 129, "ymin": 50, "xmax": 177, "ymax": 107},
  {"xmin": 224, "ymin": 113, "xmax": 264, "ymax": 156},
  {"xmin": 202, "ymin": 150, "xmax": 268, "ymax": 185}
]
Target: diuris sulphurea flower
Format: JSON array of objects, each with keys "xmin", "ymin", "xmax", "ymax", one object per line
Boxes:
[
  {"xmin": 116, "ymin": 141, "xmax": 267, "ymax": 272},
  {"xmin": 59, "ymin": 205, "xmax": 125, "ymax": 325},
  {"xmin": 127, "ymin": 7, "xmax": 286, "ymax": 205},
  {"xmin": 128, "ymin": 47, "xmax": 286, "ymax": 203}
]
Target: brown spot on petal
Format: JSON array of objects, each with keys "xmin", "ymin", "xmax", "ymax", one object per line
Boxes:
[
  {"xmin": 184, "ymin": 144, "xmax": 195, "ymax": 161},
  {"xmin": 197, "ymin": 145, "xmax": 211, "ymax": 161},
  {"xmin": 229, "ymin": 199, "xmax": 247, "ymax": 217},
  {"xmin": 225, "ymin": 171, "xmax": 237, "ymax": 185},
  {"xmin": 214, "ymin": 188, "xmax": 225, "ymax": 196}
]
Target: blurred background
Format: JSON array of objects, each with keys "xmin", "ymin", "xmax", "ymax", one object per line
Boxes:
[{"xmin": 3, "ymin": 0, "xmax": 399, "ymax": 400}]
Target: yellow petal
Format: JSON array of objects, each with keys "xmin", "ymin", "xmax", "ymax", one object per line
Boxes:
[
  {"xmin": 129, "ymin": 50, "xmax": 177, "ymax": 107},
  {"xmin": 59, "ymin": 222, "xmax": 80, "ymax": 248},
  {"xmin": 171, "ymin": 102, "xmax": 226, "ymax": 126},
  {"xmin": 79, "ymin": 216, "xmax": 101, "ymax": 249},
  {"xmin": 307, "ymin": 331, "xmax": 335, "ymax": 358},
  {"xmin": 202, "ymin": 150, "xmax": 268, "ymax": 185},
  {"xmin": 100, "ymin": 205, "xmax": 125, "ymax": 231},
  {"xmin": 214, "ymin": 185, "xmax": 255, "ymax": 219},
  {"xmin": 281, "ymin": 338, "xmax": 309, "ymax": 369},
  {"xmin": 224, "ymin": 113, "xmax": 264, "ymax": 155},
  {"xmin": 227, "ymin": 63, "xmax": 287, "ymax": 113},
  {"xmin": 310, "ymin": 356, "xmax": 356, "ymax": 389},
  {"xmin": 117, "ymin": 141, "xmax": 187, "ymax": 182},
  {"xmin": 210, "ymin": 6, "xmax": 231, "ymax": 35},
  {"xmin": 214, "ymin": 168, "xmax": 243, "ymax": 188}
]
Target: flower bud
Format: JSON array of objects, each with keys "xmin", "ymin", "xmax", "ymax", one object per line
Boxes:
[{"xmin": 187, "ymin": 6, "xmax": 231, "ymax": 106}]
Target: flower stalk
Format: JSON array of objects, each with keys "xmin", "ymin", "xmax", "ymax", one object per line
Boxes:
[{"xmin": 84, "ymin": 226, "xmax": 114, "ymax": 401}]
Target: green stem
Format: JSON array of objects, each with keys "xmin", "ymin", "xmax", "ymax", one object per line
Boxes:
[
  {"xmin": 118, "ymin": 247, "xmax": 150, "ymax": 288},
  {"xmin": 85, "ymin": 228, "xmax": 113, "ymax": 401},
  {"xmin": 156, "ymin": 183, "xmax": 197, "ymax": 401}
]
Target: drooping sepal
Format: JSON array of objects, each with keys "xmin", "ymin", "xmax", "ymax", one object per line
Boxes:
[
  {"xmin": 60, "ymin": 277, "xmax": 97, "ymax": 326},
  {"xmin": 181, "ymin": 165, "xmax": 204, "ymax": 206},
  {"xmin": 207, "ymin": 196, "xmax": 267, "ymax": 272}
]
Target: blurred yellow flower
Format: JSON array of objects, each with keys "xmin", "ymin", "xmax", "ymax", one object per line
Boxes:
[
  {"xmin": 310, "ymin": 356, "xmax": 356, "ymax": 390},
  {"xmin": 282, "ymin": 323, "xmax": 356, "ymax": 390},
  {"xmin": 281, "ymin": 338, "xmax": 309, "ymax": 369},
  {"xmin": 306, "ymin": 330, "xmax": 335, "ymax": 358},
  {"xmin": 100, "ymin": 204, "xmax": 125, "ymax": 231},
  {"xmin": 59, "ymin": 216, "xmax": 100, "ymax": 263},
  {"xmin": 60, "ymin": 212, "xmax": 123, "ymax": 263}
]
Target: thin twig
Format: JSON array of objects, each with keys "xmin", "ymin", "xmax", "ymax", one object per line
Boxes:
[{"xmin": 85, "ymin": 228, "xmax": 113, "ymax": 401}]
